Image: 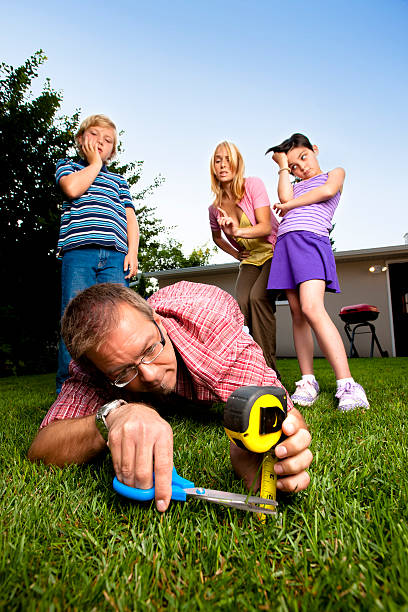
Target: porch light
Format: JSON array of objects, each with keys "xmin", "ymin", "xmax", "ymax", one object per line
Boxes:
[{"xmin": 369, "ymin": 265, "xmax": 387, "ymax": 274}]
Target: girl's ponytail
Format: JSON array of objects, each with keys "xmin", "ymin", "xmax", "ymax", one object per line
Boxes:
[{"xmin": 265, "ymin": 133, "xmax": 314, "ymax": 156}]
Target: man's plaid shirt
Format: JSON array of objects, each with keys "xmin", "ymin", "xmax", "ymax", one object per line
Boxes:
[{"xmin": 41, "ymin": 282, "xmax": 292, "ymax": 427}]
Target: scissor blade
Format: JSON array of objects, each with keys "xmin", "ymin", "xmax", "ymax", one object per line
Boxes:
[
  {"xmin": 183, "ymin": 487, "xmax": 278, "ymax": 506},
  {"xmin": 183, "ymin": 487, "xmax": 278, "ymax": 514}
]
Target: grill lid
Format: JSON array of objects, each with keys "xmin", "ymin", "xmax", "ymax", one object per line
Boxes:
[{"xmin": 339, "ymin": 304, "xmax": 379, "ymax": 315}]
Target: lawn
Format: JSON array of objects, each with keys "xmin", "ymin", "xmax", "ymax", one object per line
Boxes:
[{"xmin": 1, "ymin": 358, "xmax": 408, "ymax": 611}]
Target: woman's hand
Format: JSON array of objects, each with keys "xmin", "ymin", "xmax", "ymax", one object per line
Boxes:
[
  {"xmin": 217, "ymin": 207, "xmax": 239, "ymax": 236},
  {"xmin": 272, "ymin": 151, "xmax": 289, "ymax": 169},
  {"xmin": 237, "ymin": 250, "xmax": 250, "ymax": 261},
  {"xmin": 229, "ymin": 407, "xmax": 312, "ymax": 494}
]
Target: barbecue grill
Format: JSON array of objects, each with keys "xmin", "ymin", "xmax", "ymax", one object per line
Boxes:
[{"xmin": 339, "ymin": 304, "xmax": 388, "ymax": 358}]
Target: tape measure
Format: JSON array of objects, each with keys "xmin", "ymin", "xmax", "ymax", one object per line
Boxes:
[
  {"xmin": 224, "ymin": 386, "xmax": 287, "ymax": 453},
  {"xmin": 224, "ymin": 386, "xmax": 287, "ymax": 519}
]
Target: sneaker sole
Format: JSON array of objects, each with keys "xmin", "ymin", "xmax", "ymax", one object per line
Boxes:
[
  {"xmin": 291, "ymin": 397, "xmax": 319, "ymax": 407},
  {"xmin": 338, "ymin": 403, "xmax": 370, "ymax": 412}
]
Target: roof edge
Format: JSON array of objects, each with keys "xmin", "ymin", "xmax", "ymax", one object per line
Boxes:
[{"xmin": 144, "ymin": 243, "xmax": 408, "ymax": 278}]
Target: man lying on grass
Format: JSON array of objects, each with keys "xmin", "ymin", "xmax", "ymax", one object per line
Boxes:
[{"xmin": 28, "ymin": 282, "xmax": 312, "ymax": 512}]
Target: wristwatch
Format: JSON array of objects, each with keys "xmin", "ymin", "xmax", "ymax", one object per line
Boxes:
[{"xmin": 95, "ymin": 399, "xmax": 126, "ymax": 441}]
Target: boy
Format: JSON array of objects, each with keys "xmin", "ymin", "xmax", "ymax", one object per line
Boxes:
[{"xmin": 55, "ymin": 114, "xmax": 139, "ymax": 394}]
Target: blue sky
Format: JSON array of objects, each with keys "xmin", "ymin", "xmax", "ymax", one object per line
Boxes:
[{"xmin": 2, "ymin": 0, "xmax": 407, "ymax": 262}]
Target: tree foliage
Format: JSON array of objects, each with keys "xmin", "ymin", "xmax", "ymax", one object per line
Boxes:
[
  {"xmin": 0, "ymin": 51, "xmax": 78, "ymax": 376},
  {"xmin": 0, "ymin": 51, "xmax": 79, "ymax": 255},
  {"xmin": 110, "ymin": 156, "xmax": 214, "ymax": 295},
  {"xmin": 0, "ymin": 51, "xmax": 212, "ymax": 375}
]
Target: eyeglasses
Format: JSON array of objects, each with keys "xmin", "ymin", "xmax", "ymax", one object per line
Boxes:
[{"xmin": 111, "ymin": 321, "xmax": 166, "ymax": 388}]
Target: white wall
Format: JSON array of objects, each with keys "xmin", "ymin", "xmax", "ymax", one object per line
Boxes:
[
  {"xmin": 152, "ymin": 254, "xmax": 400, "ymax": 358},
  {"xmin": 276, "ymin": 261, "xmax": 391, "ymax": 357}
]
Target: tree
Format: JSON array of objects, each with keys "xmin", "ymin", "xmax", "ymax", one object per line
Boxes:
[
  {"xmin": 0, "ymin": 51, "xmax": 78, "ymax": 376},
  {"xmin": 0, "ymin": 51, "xmax": 211, "ymax": 375},
  {"xmin": 0, "ymin": 51, "xmax": 79, "ymax": 255},
  {"xmin": 110, "ymin": 156, "xmax": 214, "ymax": 296},
  {"xmin": 329, "ymin": 223, "xmax": 336, "ymax": 250}
]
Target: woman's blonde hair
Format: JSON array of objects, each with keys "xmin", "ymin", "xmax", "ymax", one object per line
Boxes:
[
  {"xmin": 75, "ymin": 114, "xmax": 118, "ymax": 161},
  {"xmin": 210, "ymin": 141, "xmax": 245, "ymax": 207}
]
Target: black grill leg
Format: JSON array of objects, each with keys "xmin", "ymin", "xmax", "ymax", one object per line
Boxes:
[
  {"xmin": 344, "ymin": 321, "xmax": 388, "ymax": 358},
  {"xmin": 344, "ymin": 323, "xmax": 360, "ymax": 358},
  {"xmin": 370, "ymin": 323, "xmax": 389, "ymax": 357}
]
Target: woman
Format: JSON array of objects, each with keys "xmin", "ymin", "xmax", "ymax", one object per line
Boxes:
[{"xmin": 208, "ymin": 141, "xmax": 279, "ymax": 371}]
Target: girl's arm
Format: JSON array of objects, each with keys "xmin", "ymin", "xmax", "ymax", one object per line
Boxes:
[
  {"xmin": 272, "ymin": 152, "xmax": 294, "ymax": 203},
  {"xmin": 59, "ymin": 140, "xmax": 103, "ymax": 199},
  {"xmin": 211, "ymin": 230, "xmax": 249, "ymax": 261},
  {"xmin": 124, "ymin": 208, "xmax": 139, "ymax": 279},
  {"xmin": 274, "ymin": 168, "xmax": 345, "ymax": 217},
  {"xmin": 217, "ymin": 205, "xmax": 272, "ymax": 239}
]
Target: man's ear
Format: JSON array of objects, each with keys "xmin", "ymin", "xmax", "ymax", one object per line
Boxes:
[
  {"xmin": 153, "ymin": 312, "xmax": 168, "ymax": 338},
  {"xmin": 313, "ymin": 144, "xmax": 319, "ymax": 155},
  {"xmin": 152, "ymin": 311, "xmax": 161, "ymax": 324}
]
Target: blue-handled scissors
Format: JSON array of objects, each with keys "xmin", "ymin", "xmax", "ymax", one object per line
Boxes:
[{"xmin": 113, "ymin": 466, "xmax": 278, "ymax": 515}]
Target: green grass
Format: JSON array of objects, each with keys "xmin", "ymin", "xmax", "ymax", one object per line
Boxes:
[{"xmin": 1, "ymin": 358, "xmax": 408, "ymax": 611}]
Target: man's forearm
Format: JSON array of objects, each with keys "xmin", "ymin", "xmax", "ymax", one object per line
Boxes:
[{"xmin": 28, "ymin": 415, "xmax": 106, "ymax": 466}]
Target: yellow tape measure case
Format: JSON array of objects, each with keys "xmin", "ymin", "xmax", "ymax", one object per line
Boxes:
[{"xmin": 224, "ymin": 386, "xmax": 287, "ymax": 453}]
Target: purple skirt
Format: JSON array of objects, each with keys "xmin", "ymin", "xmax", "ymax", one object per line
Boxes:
[{"xmin": 267, "ymin": 230, "xmax": 341, "ymax": 293}]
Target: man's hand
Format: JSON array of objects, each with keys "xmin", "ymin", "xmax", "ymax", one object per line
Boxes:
[
  {"xmin": 229, "ymin": 407, "xmax": 312, "ymax": 493},
  {"xmin": 106, "ymin": 403, "xmax": 173, "ymax": 512},
  {"xmin": 274, "ymin": 408, "xmax": 312, "ymax": 492}
]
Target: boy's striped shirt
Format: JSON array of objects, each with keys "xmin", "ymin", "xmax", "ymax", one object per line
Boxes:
[{"xmin": 56, "ymin": 158, "xmax": 135, "ymax": 256}]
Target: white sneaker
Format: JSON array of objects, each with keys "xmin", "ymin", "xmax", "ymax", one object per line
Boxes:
[
  {"xmin": 291, "ymin": 379, "xmax": 320, "ymax": 407},
  {"xmin": 335, "ymin": 382, "xmax": 370, "ymax": 412}
]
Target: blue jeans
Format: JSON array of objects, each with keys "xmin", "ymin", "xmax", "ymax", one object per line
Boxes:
[{"xmin": 56, "ymin": 247, "xmax": 129, "ymax": 393}]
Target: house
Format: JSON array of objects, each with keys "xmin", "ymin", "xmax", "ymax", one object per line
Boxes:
[{"xmin": 144, "ymin": 244, "xmax": 408, "ymax": 358}]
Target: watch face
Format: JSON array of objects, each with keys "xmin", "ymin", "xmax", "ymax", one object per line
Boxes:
[
  {"xmin": 96, "ymin": 401, "xmax": 124, "ymax": 442},
  {"xmin": 95, "ymin": 411, "xmax": 109, "ymax": 441},
  {"xmin": 101, "ymin": 399, "xmax": 126, "ymax": 419}
]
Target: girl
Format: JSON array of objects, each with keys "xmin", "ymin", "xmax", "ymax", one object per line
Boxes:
[
  {"xmin": 266, "ymin": 133, "xmax": 369, "ymax": 411},
  {"xmin": 209, "ymin": 141, "xmax": 279, "ymax": 371}
]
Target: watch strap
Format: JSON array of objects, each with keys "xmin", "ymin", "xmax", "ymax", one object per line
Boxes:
[{"xmin": 95, "ymin": 399, "xmax": 126, "ymax": 442}]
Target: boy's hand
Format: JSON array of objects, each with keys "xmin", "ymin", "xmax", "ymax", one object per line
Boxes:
[
  {"xmin": 124, "ymin": 250, "xmax": 138, "ymax": 279},
  {"xmin": 81, "ymin": 135, "xmax": 103, "ymax": 168}
]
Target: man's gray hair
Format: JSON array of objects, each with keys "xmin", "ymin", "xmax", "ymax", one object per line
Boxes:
[{"xmin": 62, "ymin": 283, "xmax": 154, "ymax": 361}]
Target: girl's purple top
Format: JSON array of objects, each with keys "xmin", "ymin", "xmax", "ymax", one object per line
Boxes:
[
  {"xmin": 209, "ymin": 177, "xmax": 279, "ymax": 250},
  {"xmin": 277, "ymin": 172, "xmax": 341, "ymax": 238}
]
